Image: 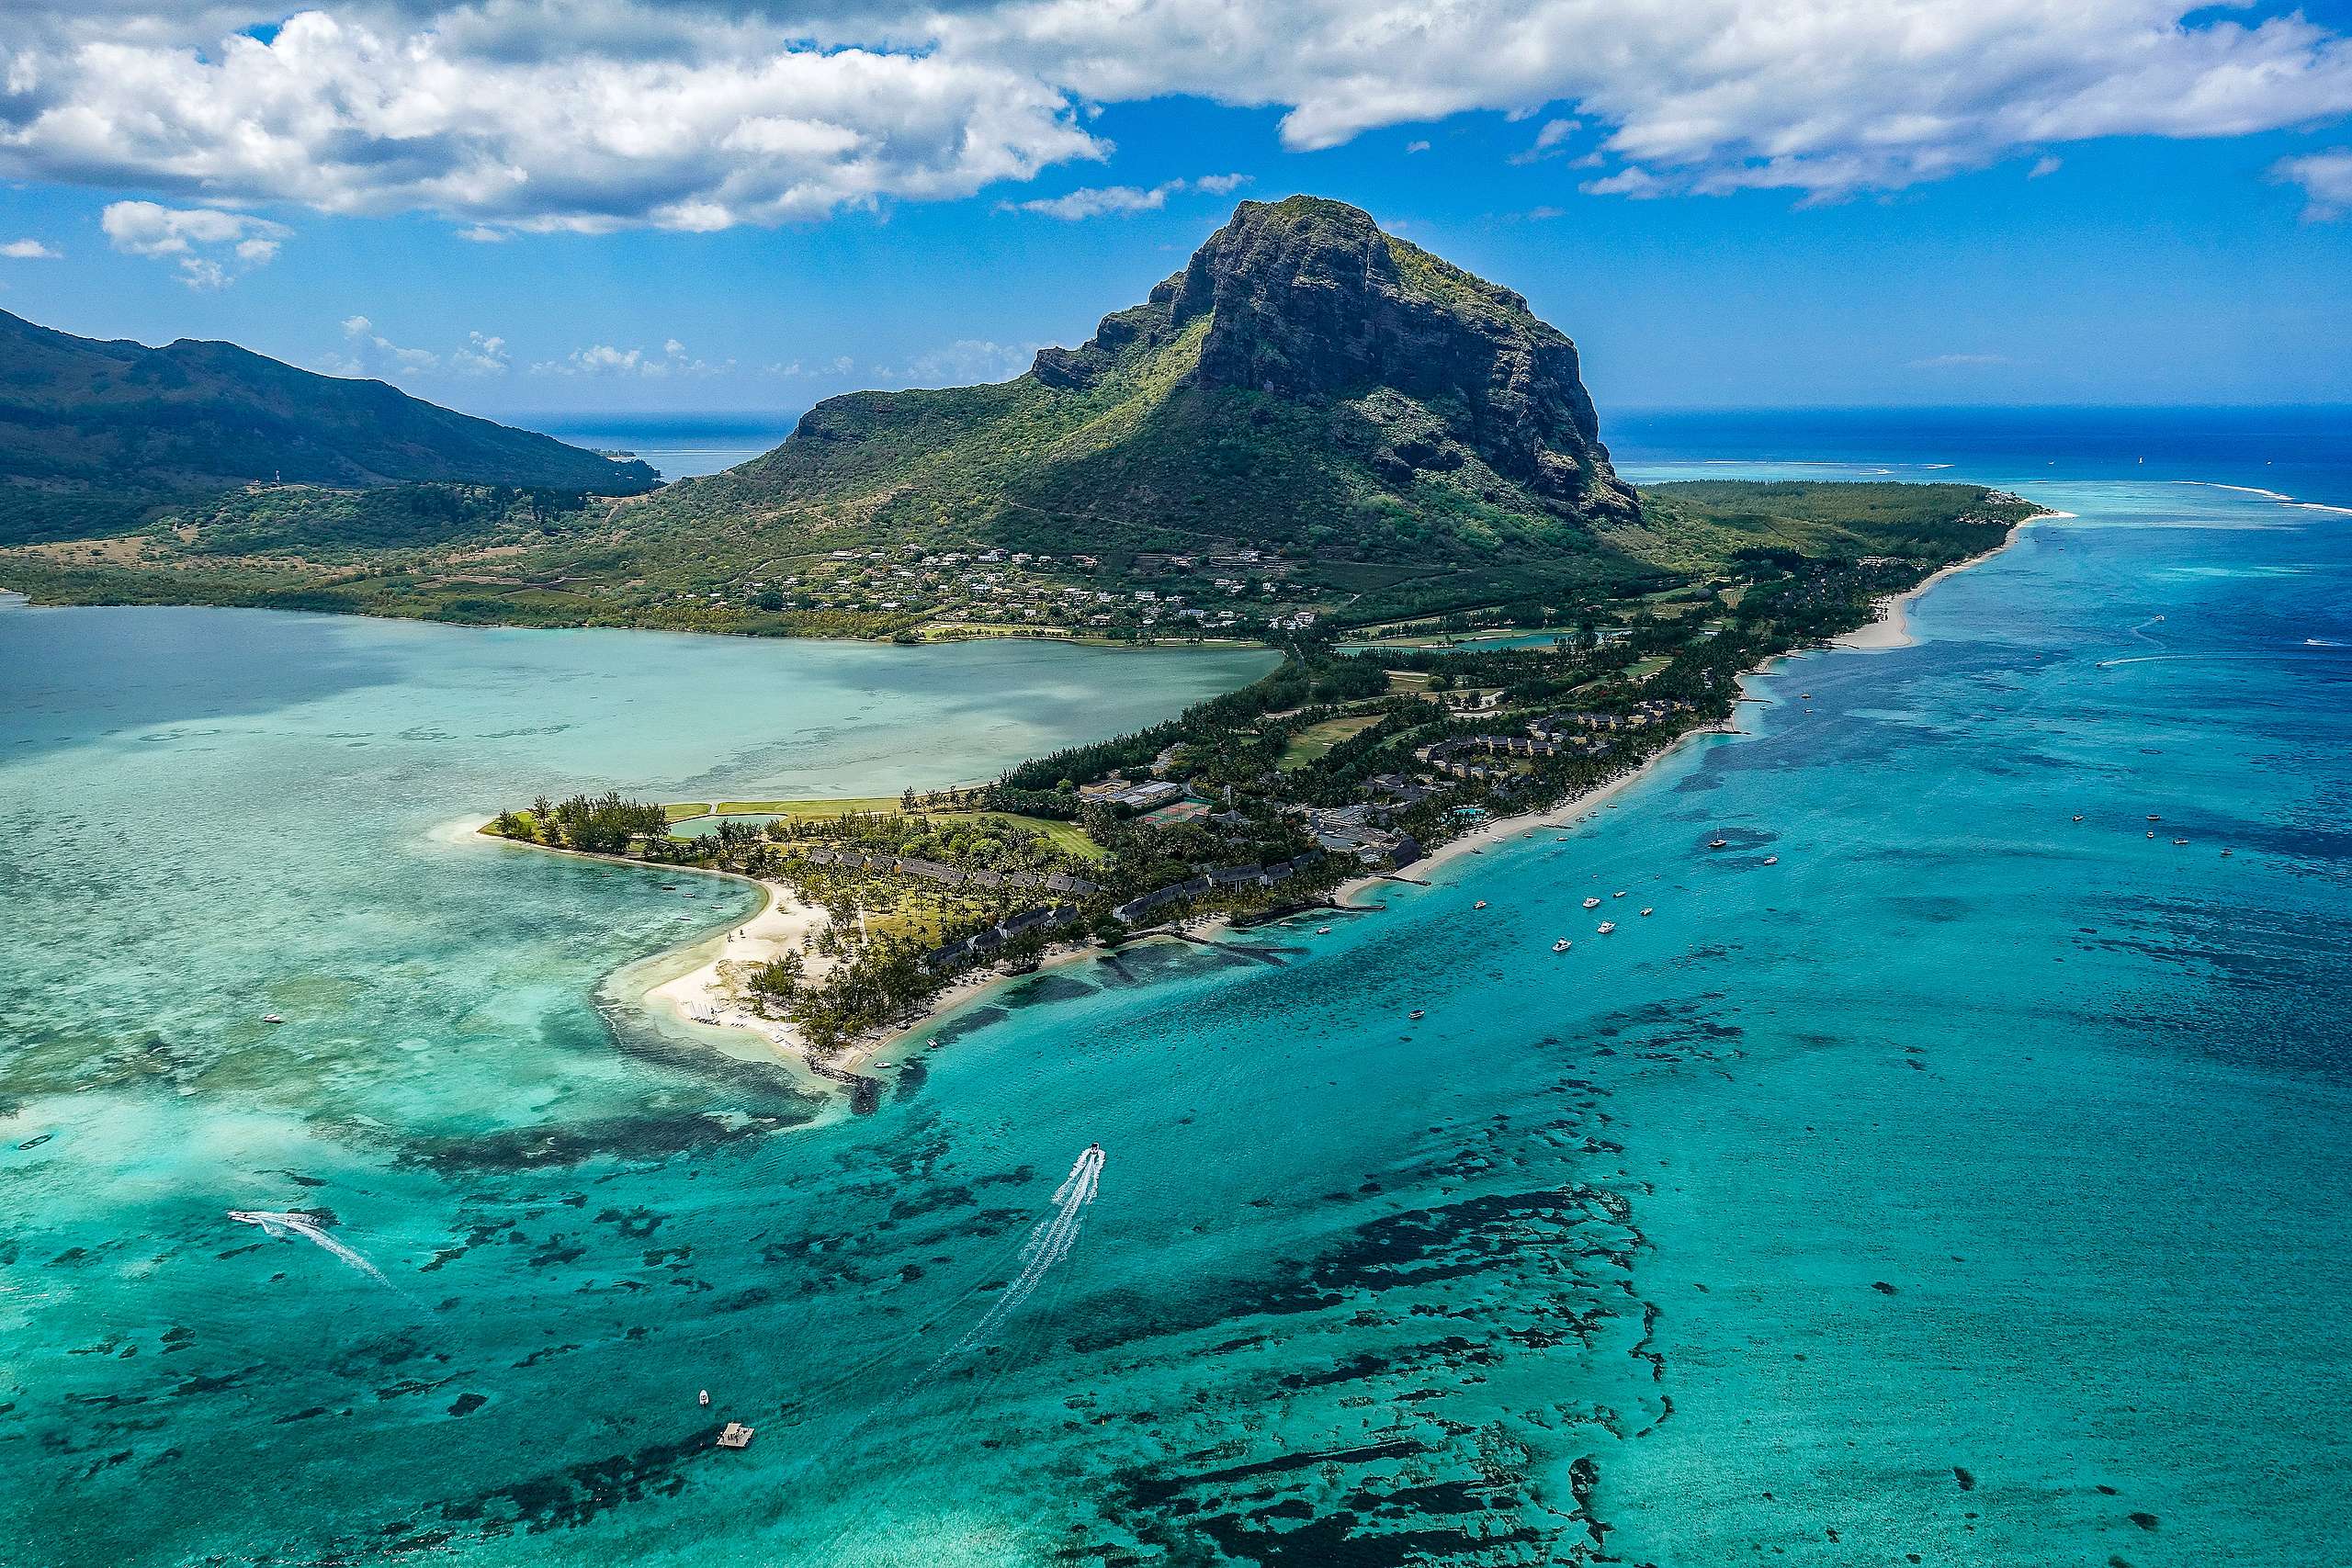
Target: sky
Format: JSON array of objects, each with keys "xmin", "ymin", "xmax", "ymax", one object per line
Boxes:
[{"xmin": 3, "ymin": 0, "xmax": 2351, "ymax": 422}]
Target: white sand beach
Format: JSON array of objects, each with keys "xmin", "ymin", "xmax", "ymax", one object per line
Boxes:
[
  {"xmin": 640, "ymin": 877, "xmax": 839, "ymax": 1058},
  {"xmin": 1833, "ymin": 509, "xmax": 2071, "ymax": 651}
]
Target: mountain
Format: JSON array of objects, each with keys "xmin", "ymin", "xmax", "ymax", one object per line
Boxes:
[
  {"xmin": 0, "ymin": 199, "xmax": 2031, "ymax": 638},
  {"xmin": 0, "ymin": 310, "xmax": 659, "ymax": 543},
  {"xmin": 622, "ymin": 197, "xmax": 1638, "ymax": 607}
]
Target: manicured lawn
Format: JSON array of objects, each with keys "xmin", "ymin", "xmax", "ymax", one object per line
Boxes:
[
  {"xmin": 1278, "ymin": 713, "xmax": 1386, "ymax": 770},
  {"xmin": 713, "ymin": 797, "xmax": 903, "ymax": 818}
]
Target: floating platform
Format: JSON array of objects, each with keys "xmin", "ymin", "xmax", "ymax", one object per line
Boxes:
[{"xmin": 717, "ymin": 1421, "xmax": 755, "ymax": 1450}]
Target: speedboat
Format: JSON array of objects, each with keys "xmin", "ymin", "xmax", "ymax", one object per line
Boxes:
[
  {"xmin": 1762, "ymin": 854, "xmax": 1779, "ymax": 865},
  {"xmin": 2072, "ymin": 815, "xmax": 2084, "ymax": 822},
  {"xmin": 1552, "ymin": 939, "xmax": 1571, "ymax": 952},
  {"xmin": 1087, "ymin": 1142, "xmax": 1102, "ymax": 1155},
  {"xmin": 1474, "ymin": 900, "xmax": 1487, "ymax": 909},
  {"xmin": 1639, "ymin": 908, "xmax": 1654, "ymax": 917},
  {"xmin": 1408, "ymin": 1010, "xmax": 1425, "ymax": 1021},
  {"xmin": 1597, "ymin": 921, "xmax": 1616, "ymax": 934},
  {"xmin": 2173, "ymin": 838, "xmax": 2188, "ymax": 845},
  {"xmin": 261, "ymin": 1014, "xmax": 284, "ymax": 1024},
  {"xmin": 1316, "ymin": 926, "xmax": 1331, "ymax": 934},
  {"xmin": 1583, "ymin": 897, "xmax": 1601, "ymax": 909},
  {"xmin": 1709, "ymin": 838, "xmax": 1728, "ymax": 849},
  {"xmin": 1611, "ymin": 890, "xmax": 1625, "ymax": 898}
]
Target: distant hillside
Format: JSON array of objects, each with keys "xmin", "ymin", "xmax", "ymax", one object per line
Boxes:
[
  {"xmin": 0, "ymin": 310, "xmax": 659, "ymax": 543},
  {"xmin": 613, "ymin": 196, "xmax": 1641, "ymax": 618}
]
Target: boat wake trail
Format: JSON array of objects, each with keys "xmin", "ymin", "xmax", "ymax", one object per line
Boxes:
[
  {"xmin": 228, "ymin": 1210, "xmax": 392, "ymax": 1287},
  {"xmin": 940, "ymin": 1145, "xmax": 1104, "ymax": 1359}
]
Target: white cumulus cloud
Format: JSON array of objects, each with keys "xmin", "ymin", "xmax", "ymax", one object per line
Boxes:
[
  {"xmin": 947, "ymin": 0, "xmax": 2352, "ymax": 197},
  {"xmin": 2, "ymin": 238, "xmax": 62, "ymax": 258},
  {"xmin": 1009, "ymin": 173, "xmax": 1250, "ymax": 218},
  {"xmin": 533, "ymin": 338, "xmax": 732, "ymax": 378},
  {"xmin": 325, "ymin": 315, "xmax": 509, "ymax": 378},
  {"xmin": 100, "ymin": 199, "xmax": 289, "ymax": 287},
  {"xmin": 2271, "ymin": 147, "xmax": 2352, "ymax": 220},
  {"xmin": 0, "ymin": 0, "xmax": 2341, "ymax": 230},
  {"xmin": 872, "ymin": 338, "xmax": 1040, "ymax": 386}
]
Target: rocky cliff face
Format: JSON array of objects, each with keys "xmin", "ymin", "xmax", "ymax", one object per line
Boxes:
[{"xmin": 1035, "ymin": 196, "xmax": 1634, "ymax": 524}]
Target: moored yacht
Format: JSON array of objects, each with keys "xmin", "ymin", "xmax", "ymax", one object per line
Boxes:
[{"xmin": 1597, "ymin": 920, "xmax": 1616, "ymax": 934}]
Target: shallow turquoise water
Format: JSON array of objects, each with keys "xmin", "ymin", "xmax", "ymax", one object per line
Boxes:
[{"xmin": 4, "ymin": 473, "xmax": 2349, "ymax": 1566}]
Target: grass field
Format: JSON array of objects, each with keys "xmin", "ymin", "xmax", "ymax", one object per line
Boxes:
[
  {"xmin": 673, "ymin": 798, "xmax": 1106, "ymax": 860},
  {"xmin": 1278, "ymin": 713, "xmax": 1386, "ymax": 770}
]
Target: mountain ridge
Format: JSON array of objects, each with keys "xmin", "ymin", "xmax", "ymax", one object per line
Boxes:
[
  {"xmin": 0, "ymin": 309, "xmax": 660, "ymax": 543},
  {"xmin": 635, "ymin": 196, "xmax": 1636, "ymax": 588}
]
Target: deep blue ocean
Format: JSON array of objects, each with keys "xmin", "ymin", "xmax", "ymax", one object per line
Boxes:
[{"xmin": 1, "ymin": 408, "xmax": 2346, "ymax": 1566}]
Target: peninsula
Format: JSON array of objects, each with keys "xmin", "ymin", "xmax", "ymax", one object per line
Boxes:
[
  {"xmin": 487, "ymin": 479, "xmax": 2039, "ymax": 1077},
  {"xmin": 433, "ymin": 196, "xmax": 2046, "ymax": 1075}
]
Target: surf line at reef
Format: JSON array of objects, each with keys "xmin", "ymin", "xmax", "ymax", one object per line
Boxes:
[
  {"xmin": 939, "ymin": 1144, "xmax": 1105, "ymax": 1360},
  {"xmin": 228, "ymin": 1209, "xmax": 394, "ymax": 1287}
]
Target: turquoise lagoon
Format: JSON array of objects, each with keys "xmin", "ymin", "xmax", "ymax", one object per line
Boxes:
[{"xmin": 4, "ymin": 467, "xmax": 2350, "ymax": 1566}]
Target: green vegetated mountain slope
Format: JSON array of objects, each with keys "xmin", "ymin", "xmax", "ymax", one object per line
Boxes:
[
  {"xmin": 0, "ymin": 197, "xmax": 2036, "ymax": 635},
  {"xmin": 608, "ymin": 196, "xmax": 1645, "ymax": 612},
  {"xmin": 0, "ymin": 309, "xmax": 659, "ymax": 543}
]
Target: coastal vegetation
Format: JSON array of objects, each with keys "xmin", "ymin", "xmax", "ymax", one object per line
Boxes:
[{"xmin": 482, "ymin": 479, "xmax": 2039, "ymax": 1062}]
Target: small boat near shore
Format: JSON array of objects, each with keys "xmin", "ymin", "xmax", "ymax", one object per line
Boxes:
[
  {"xmin": 1408, "ymin": 1009, "xmax": 1425, "ymax": 1021},
  {"xmin": 1640, "ymin": 908, "xmax": 1653, "ymax": 917},
  {"xmin": 1597, "ymin": 920, "xmax": 1616, "ymax": 934},
  {"xmin": 1709, "ymin": 838, "xmax": 1728, "ymax": 849},
  {"xmin": 261, "ymin": 1014, "xmax": 284, "ymax": 1024},
  {"xmin": 1553, "ymin": 938, "xmax": 1571, "ymax": 952},
  {"xmin": 1583, "ymin": 896, "xmax": 1601, "ymax": 908},
  {"xmin": 1474, "ymin": 899, "xmax": 1487, "ymax": 909},
  {"xmin": 1316, "ymin": 926, "xmax": 1331, "ymax": 935},
  {"xmin": 1611, "ymin": 890, "xmax": 1625, "ymax": 898},
  {"xmin": 1762, "ymin": 854, "xmax": 1780, "ymax": 865}
]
